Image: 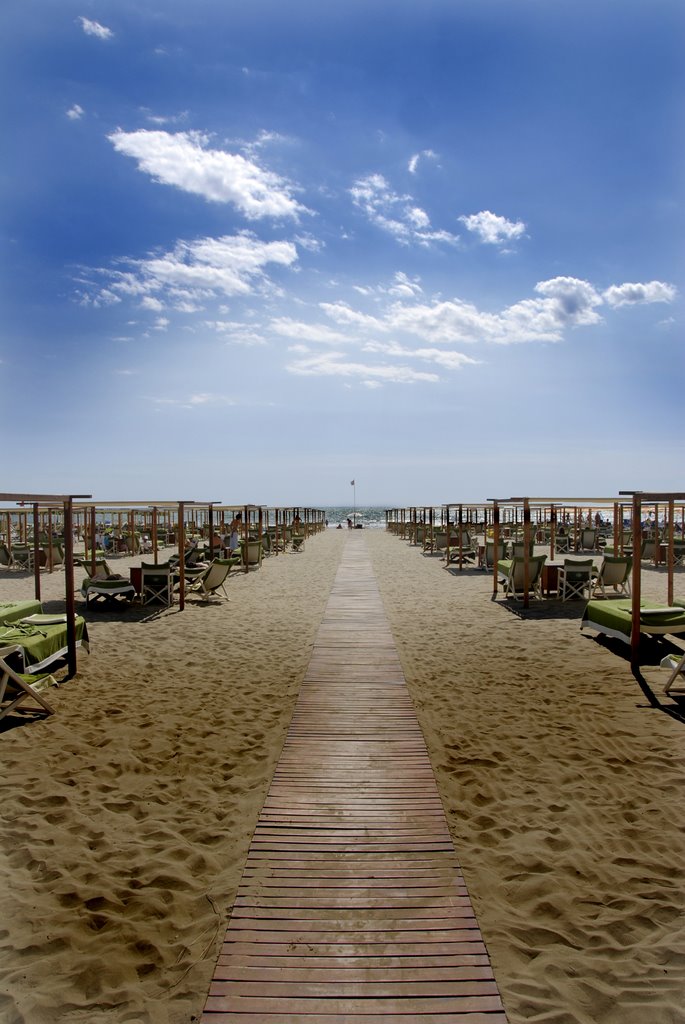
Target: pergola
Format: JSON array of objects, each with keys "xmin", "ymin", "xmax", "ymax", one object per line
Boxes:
[
  {"xmin": 619, "ymin": 490, "xmax": 685, "ymax": 664},
  {"xmin": 0, "ymin": 492, "xmax": 91, "ymax": 676}
]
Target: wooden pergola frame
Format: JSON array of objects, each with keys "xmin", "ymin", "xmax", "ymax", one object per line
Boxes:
[
  {"xmin": 0, "ymin": 492, "xmax": 91, "ymax": 677},
  {"xmin": 619, "ymin": 490, "xmax": 685, "ymax": 665}
]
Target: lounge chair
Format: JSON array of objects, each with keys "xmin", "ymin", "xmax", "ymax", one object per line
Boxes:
[
  {"xmin": 558, "ymin": 558, "xmax": 595, "ymax": 602},
  {"xmin": 555, "ymin": 534, "xmax": 571, "ymax": 554},
  {"xmin": 591, "ymin": 556, "xmax": 631, "ymax": 599},
  {"xmin": 140, "ymin": 562, "xmax": 173, "ymax": 606},
  {"xmin": 0, "ymin": 645, "xmax": 56, "ymax": 721},
  {"xmin": 80, "ymin": 559, "xmax": 136, "ymax": 608},
  {"xmin": 187, "ymin": 558, "xmax": 236, "ymax": 602},
  {"xmin": 581, "ymin": 600, "xmax": 685, "ymax": 644},
  {"xmin": 498, "ymin": 554, "xmax": 547, "ymax": 600}
]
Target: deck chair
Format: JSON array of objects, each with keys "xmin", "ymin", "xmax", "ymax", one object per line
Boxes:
[
  {"xmin": 559, "ymin": 559, "xmax": 595, "ymax": 601},
  {"xmin": 578, "ymin": 528, "xmax": 599, "ymax": 552},
  {"xmin": 512, "ymin": 540, "xmax": 535, "ymax": 558},
  {"xmin": 0, "ymin": 645, "xmax": 56, "ymax": 721},
  {"xmin": 592, "ymin": 556, "xmax": 631, "ymax": 599},
  {"xmin": 661, "ymin": 650, "xmax": 685, "ymax": 696},
  {"xmin": 187, "ymin": 558, "xmax": 235, "ymax": 602},
  {"xmin": 140, "ymin": 562, "xmax": 173, "ymax": 606},
  {"xmin": 555, "ymin": 534, "xmax": 571, "ymax": 554},
  {"xmin": 0, "ymin": 543, "xmax": 14, "ymax": 568},
  {"xmin": 500, "ymin": 555, "xmax": 547, "ymax": 600},
  {"xmin": 11, "ymin": 545, "xmax": 33, "ymax": 570},
  {"xmin": 482, "ymin": 539, "xmax": 506, "ymax": 571},
  {"xmin": 291, "ymin": 534, "xmax": 305, "ymax": 552},
  {"xmin": 445, "ymin": 530, "xmax": 477, "ymax": 565}
]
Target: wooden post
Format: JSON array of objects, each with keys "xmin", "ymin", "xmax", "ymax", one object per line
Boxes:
[
  {"xmin": 178, "ymin": 502, "xmax": 185, "ymax": 611},
  {"xmin": 32, "ymin": 503, "xmax": 41, "ymax": 602},
  {"xmin": 523, "ymin": 499, "xmax": 531, "ymax": 609},
  {"xmin": 668, "ymin": 499, "xmax": 674, "ymax": 607},
  {"xmin": 63, "ymin": 498, "xmax": 78, "ymax": 678},
  {"xmin": 152, "ymin": 507, "xmax": 158, "ymax": 564},
  {"xmin": 630, "ymin": 494, "xmax": 642, "ymax": 666},
  {"xmin": 492, "ymin": 502, "xmax": 500, "ymax": 595}
]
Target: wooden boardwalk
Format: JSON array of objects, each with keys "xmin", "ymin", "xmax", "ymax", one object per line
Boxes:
[{"xmin": 202, "ymin": 534, "xmax": 508, "ymax": 1022}]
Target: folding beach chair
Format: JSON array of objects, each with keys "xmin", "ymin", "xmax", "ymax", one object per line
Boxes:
[
  {"xmin": 559, "ymin": 559, "xmax": 595, "ymax": 602},
  {"xmin": 140, "ymin": 562, "xmax": 173, "ymax": 606},
  {"xmin": 661, "ymin": 650, "xmax": 685, "ymax": 696},
  {"xmin": 500, "ymin": 555, "xmax": 547, "ymax": 600},
  {"xmin": 0, "ymin": 645, "xmax": 56, "ymax": 721},
  {"xmin": 592, "ymin": 556, "xmax": 631, "ymax": 599},
  {"xmin": 187, "ymin": 558, "xmax": 236, "ymax": 603}
]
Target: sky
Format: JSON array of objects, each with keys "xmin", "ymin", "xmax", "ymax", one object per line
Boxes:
[{"xmin": 2, "ymin": 0, "xmax": 683, "ymax": 507}]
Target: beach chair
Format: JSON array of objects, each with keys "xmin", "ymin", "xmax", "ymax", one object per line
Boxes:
[
  {"xmin": 291, "ymin": 534, "xmax": 305, "ymax": 552},
  {"xmin": 512, "ymin": 540, "xmax": 535, "ymax": 558},
  {"xmin": 499, "ymin": 555, "xmax": 546, "ymax": 600},
  {"xmin": 187, "ymin": 558, "xmax": 236, "ymax": 602},
  {"xmin": 11, "ymin": 545, "xmax": 33, "ymax": 570},
  {"xmin": 578, "ymin": 528, "xmax": 599, "ymax": 552},
  {"xmin": 445, "ymin": 529, "xmax": 477, "ymax": 565},
  {"xmin": 79, "ymin": 559, "xmax": 136, "ymax": 608},
  {"xmin": 0, "ymin": 645, "xmax": 56, "ymax": 721},
  {"xmin": 591, "ymin": 556, "xmax": 631, "ymax": 599},
  {"xmin": 482, "ymin": 539, "xmax": 506, "ymax": 571},
  {"xmin": 140, "ymin": 562, "xmax": 173, "ymax": 606},
  {"xmin": 661, "ymin": 650, "xmax": 685, "ymax": 696},
  {"xmin": 554, "ymin": 534, "xmax": 571, "ymax": 554},
  {"xmin": 558, "ymin": 559, "xmax": 595, "ymax": 601}
]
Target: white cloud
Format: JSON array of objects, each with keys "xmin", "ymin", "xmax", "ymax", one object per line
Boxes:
[
  {"xmin": 85, "ymin": 232, "xmax": 298, "ymax": 311},
  {"xmin": 319, "ymin": 302, "xmax": 383, "ymax": 331},
  {"xmin": 286, "ymin": 350, "xmax": 439, "ymax": 385},
  {"xmin": 388, "ymin": 272, "xmax": 423, "ymax": 299},
  {"xmin": 140, "ymin": 295, "xmax": 164, "ymax": 312},
  {"xmin": 408, "ymin": 149, "xmax": 438, "ymax": 175},
  {"xmin": 602, "ymin": 281, "xmax": 677, "ymax": 307},
  {"xmin": 149, "ymin": 392, "xmax": 236, "ymax": 410},
  {"xmin": 66, "ymin": 104, "xmax": 84, "ymax": 121},
  {"xmin": 349, "ymin": 173, "xmax": 458, "ymax": 247},
  {"xmin": 77, "ymin": 16, "xmax": 113, "ymax": 39},
  {"xmin": 459, "ymin": 210, "xmax": 526, "ymax": 247},
  {"xmin": 108, "ymin": 129, "xmax": 306, "ymax": 220},
  {"xmin": 271, "ymin": 318, "xmax": 352, "ymax": 345}
]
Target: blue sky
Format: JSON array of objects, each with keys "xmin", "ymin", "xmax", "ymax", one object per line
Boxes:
[{"xmin": 2, "ymin": 0, "xmax": 683, "ymax": 506}]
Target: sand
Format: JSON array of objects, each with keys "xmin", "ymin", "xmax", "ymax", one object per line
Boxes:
[{"xmin": 1, "ymin": 529, "xmax": 684, "ymax": 1024}]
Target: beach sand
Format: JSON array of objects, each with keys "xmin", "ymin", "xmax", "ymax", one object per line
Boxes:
[{"xmin": 1, "ymin": 530, "xmax": 684, "ymax": 1023}]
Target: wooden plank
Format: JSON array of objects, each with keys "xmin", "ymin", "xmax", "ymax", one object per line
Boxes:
[{"xmin": 202, "ymin": 534, "xmax": 508, "ymax": 1022}]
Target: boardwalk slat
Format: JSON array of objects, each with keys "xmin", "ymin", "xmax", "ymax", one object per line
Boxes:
[{"xmin": 202, "ymin": 535, "xmax": 508, "ymax": 1022}]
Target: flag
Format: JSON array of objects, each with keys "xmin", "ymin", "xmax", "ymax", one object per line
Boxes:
[{"xmin": 350, "ymin": 479, "xmax": 355, "ymax": 486}]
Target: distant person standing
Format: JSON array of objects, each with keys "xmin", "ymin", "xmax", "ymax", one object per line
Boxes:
[
  {"xmin": 347, "ymin": 518, "xmax": 353, "ymax": 529},
  {"xmin": 228, "ymin": 512, "xmax": 242, "ymax": 552}
]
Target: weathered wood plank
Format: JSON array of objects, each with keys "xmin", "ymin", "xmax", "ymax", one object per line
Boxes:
[{"xmin": 202, "ymin": 535, "xmax": 508, "ymax": 1022}]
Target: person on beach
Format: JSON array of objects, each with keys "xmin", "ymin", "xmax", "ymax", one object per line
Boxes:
[{"xmin": 228, "ymin": 513, "xmax": 242, "ymax": 552}]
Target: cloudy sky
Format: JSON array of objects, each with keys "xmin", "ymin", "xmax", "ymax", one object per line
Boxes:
[{"xmin": 2, "ymin": 0, "xmax": 682, "ymax": 506}]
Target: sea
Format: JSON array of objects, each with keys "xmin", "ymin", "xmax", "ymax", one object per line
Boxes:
[{"xmin": 322, "ymin": 506, "xmax": 387, "ymax": 529}]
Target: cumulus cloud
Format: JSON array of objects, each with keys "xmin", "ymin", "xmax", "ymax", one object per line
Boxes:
[
  {"xmin": 77, "ymin": 16, "xmax": 113, "ymax": 39},
  {"xmin": 602, "ymin": 281, "xmax": 677, "ymax": 307},
  {"xmin": 349, "ymin": 173, "xmax": 457, "ymax": 247},
  {"xmin": 82, "ymin": 232, "xmax": 298, "ymax": 310},
  {"xmin": 108, "ymin": 129, "xmax": 306, "ymax": 219},
  {"xmin": 458, "ymin": 210, "xmax": 526, "ymax": 247},
  {"xmin": 66, "ymin": 104, "xmax": 84, "ymax": 120}
]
